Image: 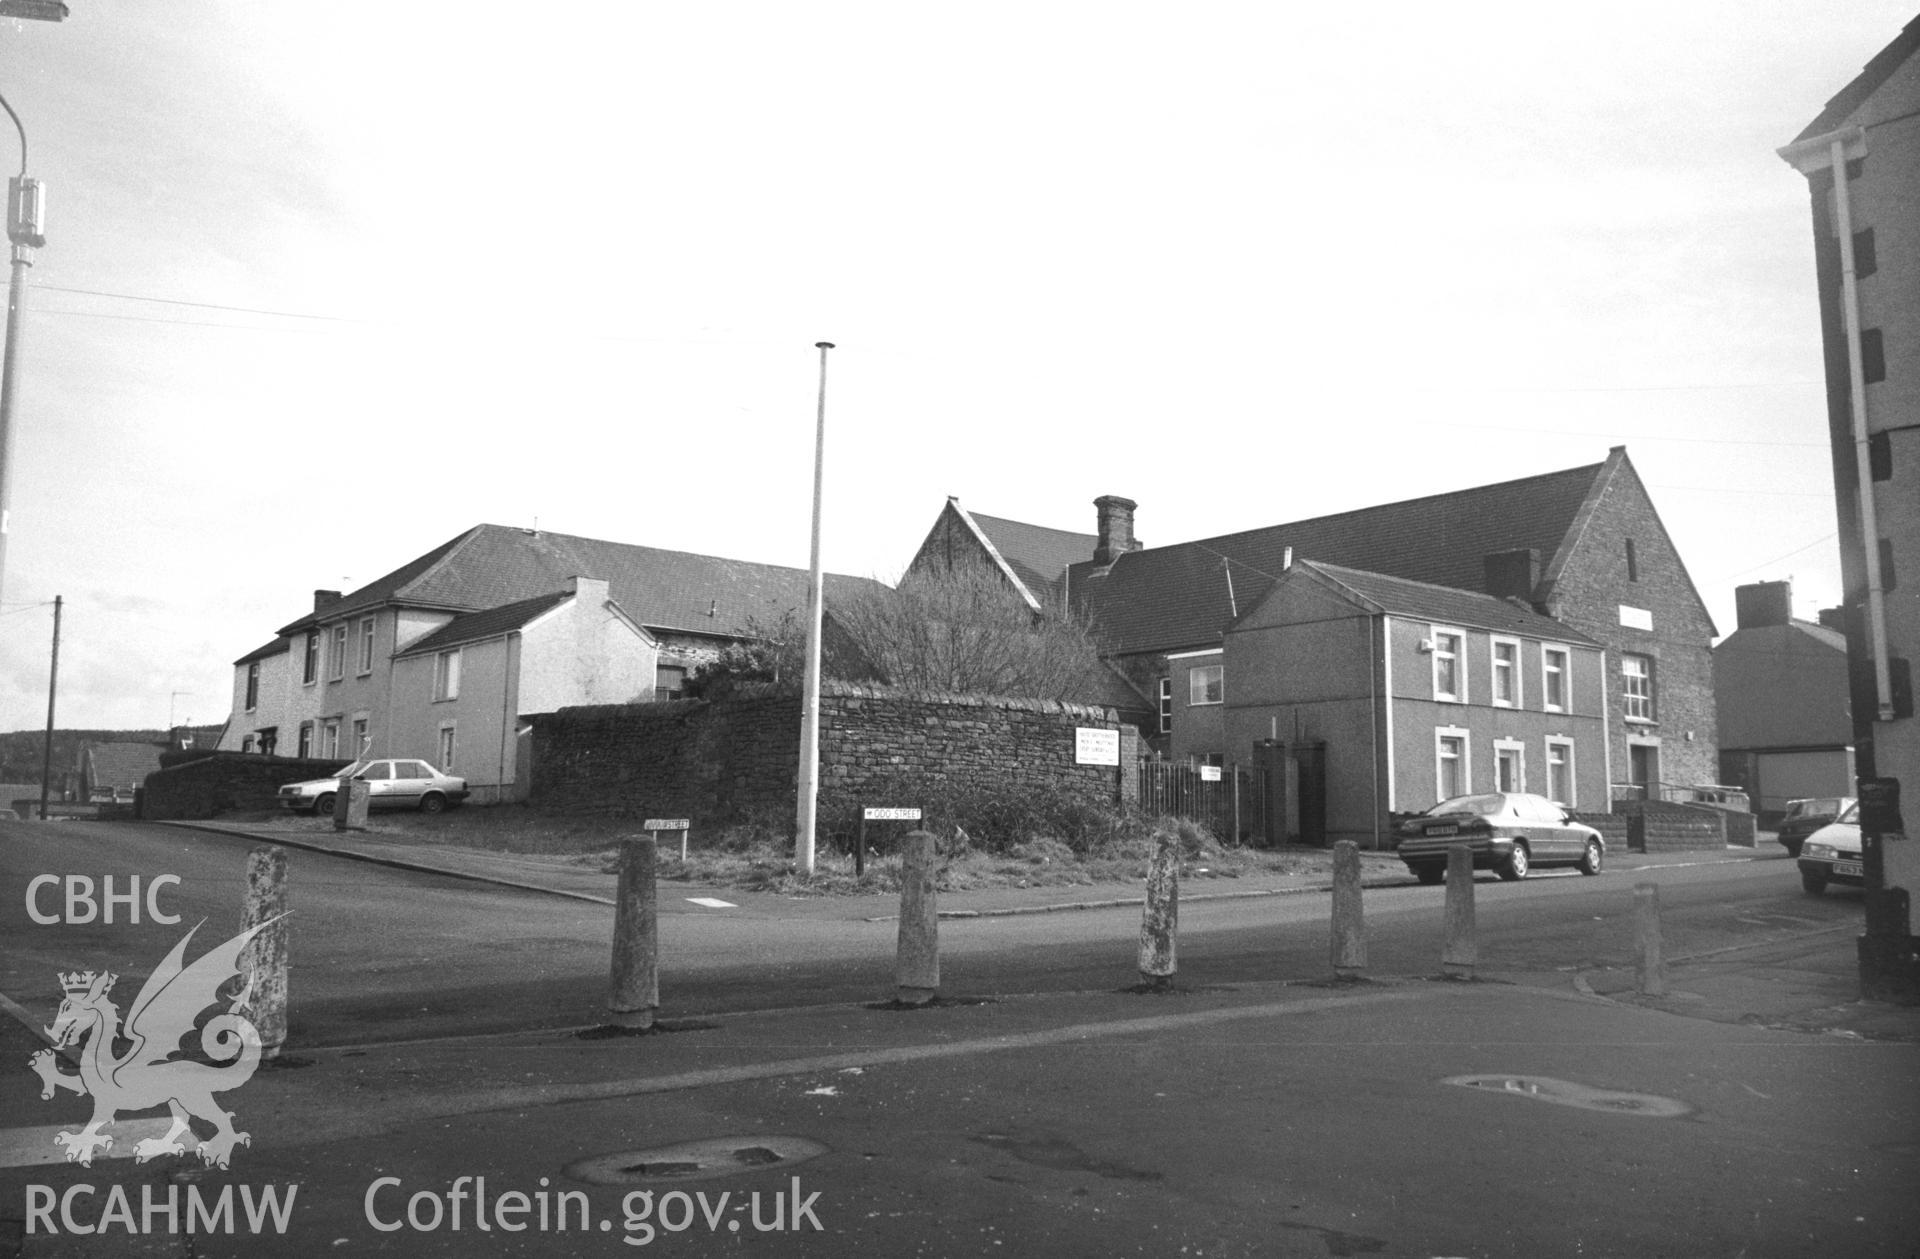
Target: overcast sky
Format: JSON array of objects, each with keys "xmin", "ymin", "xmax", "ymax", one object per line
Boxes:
[{"xmin": 0, "ymin": 3, "xmax": 1908, "ymax": 734}]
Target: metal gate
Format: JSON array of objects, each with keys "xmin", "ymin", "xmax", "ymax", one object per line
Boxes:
[{"xmin": 1137, "ymin": 761, "xmax": 1267, "ymax": 845}]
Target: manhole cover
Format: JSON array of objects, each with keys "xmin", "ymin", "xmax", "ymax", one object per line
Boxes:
[
  {"xmin": 1442, "ymin": 1074, "xmax": 1691, "ymax": 1117},
  {"xmin": 566, "ymin": 1136, "xmax": 829, "ymax": 1185}
]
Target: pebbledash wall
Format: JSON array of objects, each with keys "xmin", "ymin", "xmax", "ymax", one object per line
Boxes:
[{"xmin": 529, "ymin": 682, "xmax": 1140, "ymax": 824}]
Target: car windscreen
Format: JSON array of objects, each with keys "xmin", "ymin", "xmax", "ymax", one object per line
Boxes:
[
  {"xmin": 1837, "ymin": 803, "xmax": 1859, "ymax": 824},
  {"xmin": 1425, "ymin": 794, "xmax": 1504, "ymax": 818}
]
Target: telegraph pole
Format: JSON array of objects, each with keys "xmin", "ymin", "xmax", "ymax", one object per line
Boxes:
[
  {"xmin": 0, "ymin": 77, "xmax": 51, "ymax": 607},
  {"xmin": 794, "ymin": 341, "xmax": 834, "ymax": 876},
  {"xmin": 38, "ymin": 594, "xmax": 59, "ymax": 820}
]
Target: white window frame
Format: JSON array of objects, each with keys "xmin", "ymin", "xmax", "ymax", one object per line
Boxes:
[
  {"xmin": 1431, "ymin": 627, "xmax": 1466, "ymax": 703},
  {"xmin": 1493, "ymin": 737, "xmax": 1526, "ymax": 794},
  {"xmin": 1158, "ymin": 677, "xmax": 1173, "ymax": 734},
  {"xmin": 1489, "ymin": 636, "xmax": 1521, "ymax": 708},
  {"xmin": 1188, "ymin": 663, "xmax": 1223, "ymax": 707},
  {"xmin": 1435, "ymin": 726, "xmax": 1470, "ymax": 802},
  {"xmin": 1541, "ymin": 645, "xmax": 1570, "ymax": 714},
  {"xmin": 433, "ymin": 648, "xmax": 462, "ymax": 702},
  {"xmin": 437, "ymin": 722, "xmax": 457, "ymax": 772},
  {"xmin": 330, "ymin": 623, "xmax": 348, "ymax": 681},
  {"xmin": 351, "ymin": 716, "xmax": 369, "ymax": 757},
  {"xmin": 244, "ymin": 661, "xmax": 260, "ymax": 712},
  {"xmin": 1622, "ymin": 653, "xmax": 1654, "ymax": 723},
  {"xmin": 321, "ymin": 718, "xmax": 340, "ymax": 759},
  {"xmin": 1545, "ymin": 737, "xmax": 1576, "ymax": 808},
  {"xmin": 302, "ymin": 632, "xmax": 320, "ymax": 685},
  {"xmin": 358, "ymin": 617, "xmax": 376, "ymax": 675}
]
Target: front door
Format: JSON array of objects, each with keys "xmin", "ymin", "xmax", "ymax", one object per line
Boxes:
[{"xmin": 1630, "ymin": 744, "xmax": 1658, "ymax": 799}]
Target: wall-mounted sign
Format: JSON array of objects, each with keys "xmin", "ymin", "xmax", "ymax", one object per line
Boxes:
[
  {"xmin": 1618, "ymin": 605, "xmax": 1653, "ymax": 631},
  {"xmin": 1076, "ymin": 727, "xmax": 1120, "ymax": 766},
  {"xmin": 1199, "ymin": 765, "xmax": 1222, "ymax": 782}
]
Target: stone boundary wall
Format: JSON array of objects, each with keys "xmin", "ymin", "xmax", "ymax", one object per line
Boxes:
[
  {"xmin": 1572, "ymin": 812, "xmax": 1629, "ymax": 851},
  {"xmin": 530, "ymin": 683, "xmax": 1138, "ymax": 826},
  {"xmin": 141, "ymin": 752, "xmax": 354, "ymax": 820}
]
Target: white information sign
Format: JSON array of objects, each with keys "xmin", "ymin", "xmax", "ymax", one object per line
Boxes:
[
  {"xmin": 1075, "ymin": 727, "xmax": 1121, "ymax": 766},
  {"xmin": 1199, "ymin": 765, "xmax": 1222, "ymax": 782},
  {"xmin": 642, "ymin": 818, "xmax": 690, "ymax": 830},
  {"xmin": 1618, "ymin": 604, "xmax": 1654, "ymax": 631},
  {"xmin": 863, "ymin": 807, "xmax": 923, "ymax": 821}
]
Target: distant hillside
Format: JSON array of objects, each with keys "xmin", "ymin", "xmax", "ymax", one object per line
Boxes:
[{"xmin": 0, "ymin": 728, "xmax": 166, "ymax": 785}]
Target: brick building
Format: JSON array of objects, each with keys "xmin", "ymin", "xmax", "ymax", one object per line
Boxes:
[{"xmin": 910, "ymin": 447, "xmax": 1722, "ymax": 822}]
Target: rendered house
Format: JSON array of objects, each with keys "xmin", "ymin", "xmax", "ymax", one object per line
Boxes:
[
  {"xmin": 1778, "ymin": 15, "xmax": 1919, "ymax": 948},
  {"xmin": 1224, "ymin": 560, "xmax": 1609, "ymax": 847},
  {"xmin": 220, "ymin": 524, "xmax": 887, "ymax": 803},
  {"xmin": 1713, "ymin": 581, "xmax": 1854, "ymax": 820},
  {"xmin": 912, "ymin": 447, "xmax": 1721, "ymax": 820}
]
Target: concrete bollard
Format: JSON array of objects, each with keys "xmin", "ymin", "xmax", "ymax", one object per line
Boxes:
[
  {"xmin": 608, "ymin": 836, "xmax": 660, "ymax": 1029},
  {"xmin": 238, "ymin": 846, "xmax": 289, "ymax": 1058},
  {"xmin": 1137, "ymin": 828, "xmax": 1179, "ymax": 987},
  {"xmin": 895, "ymin": 830, "xmax": 940, "ymax": 1005},
  {"xmin": 1633, "ymin": 881, "xmax": 1667, "ymax": 997},
  {"xmin": 1330, "ymin": 840, "xmax": 1367, "ymax": 979},
  {"xmin": 1442, "ymin": 843, "xmax": 1477, "ymax": 979}
]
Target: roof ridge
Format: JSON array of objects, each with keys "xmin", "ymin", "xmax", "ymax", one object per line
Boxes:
[{"xmin": 1085, "ymin": 459, "xmax": 1605, "ymax": 561}]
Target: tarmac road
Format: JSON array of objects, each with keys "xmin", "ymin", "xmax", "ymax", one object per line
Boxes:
[{"xmin": 0, "ymin": 820, "xmax": 1867, "ymax": 1045}]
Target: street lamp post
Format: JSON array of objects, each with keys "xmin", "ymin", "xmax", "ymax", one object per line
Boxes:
[{"xmin": 0, "ymin": 56, "xmax": 53, "ymax": 607}]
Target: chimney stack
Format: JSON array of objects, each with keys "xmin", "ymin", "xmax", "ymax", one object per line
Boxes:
[
  {"xmin": 1817, "ymin": 605, "xmax": 1846, "ymax": 632},
  {"xmin": 1093, "ymin": 496, "xmax": 1139, "ymax": 567},
  {"xmin": 313, "ymin": 589, "xmax": 342, "ymax": 613},
  {"xmin": 1734, "ymin": 580, "xmax": 1793, "ymax": 630}
]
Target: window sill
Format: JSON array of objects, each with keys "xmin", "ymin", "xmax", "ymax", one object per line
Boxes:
[{"xmin": 1623, "ymin": 716, "xmax": 1657, "ymax": 727}]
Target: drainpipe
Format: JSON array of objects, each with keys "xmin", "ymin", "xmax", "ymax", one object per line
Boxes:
[
  {"xmin": 1780, "ymin": 126, "xmax": 1894, "ymax": 722},
  {"xmin": 1826, "ymin": 134, "xmax": 1896, "ymax": 724}
]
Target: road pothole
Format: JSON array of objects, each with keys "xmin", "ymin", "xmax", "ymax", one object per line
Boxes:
[
  {"xmin": 565, "ymin": 1136, "xmax": 829, "ymax": 1185},
  {"xmin": 1442, "ymin": 1074, "xmax": 1691, "ymax": 1117}
]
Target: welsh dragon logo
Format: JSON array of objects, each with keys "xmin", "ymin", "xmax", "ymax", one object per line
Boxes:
[{"xmin": 29, "ymin": 917, "xmax": 281, "ymax": 1169}]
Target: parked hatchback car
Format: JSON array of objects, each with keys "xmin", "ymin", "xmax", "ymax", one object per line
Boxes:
[
  {"xmin": 278, "ymin": 759, "xmax": 468, "ymax": 816},
  {"xmin": 1395, "ymin": 792, "xmax": 1605, "ymax": 883},
  {"xmin": 1796, "ymin": 803, "xmax": 1862, "ymax": 895},
  {"xmin": 1775, "ymin": 796, "xmax": 1855, "ymax": 859}
]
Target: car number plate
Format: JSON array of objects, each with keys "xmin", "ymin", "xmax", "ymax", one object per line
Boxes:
[
  {"xmin": 1426, "ymin": 825, "xmax": 1458, "ymax": 836},
  {"xmin": 1833, "ymin": 860, "xmax": 1863, "ymax": 877}
]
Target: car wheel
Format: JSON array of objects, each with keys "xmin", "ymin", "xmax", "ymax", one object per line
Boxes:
[
  {"xmin": 1498, "ymin": 842, "xmax": 1529, "ymax": 881},
  {"xmin": 1413, "ymin": 864, "xmax": 1445, "ymax": 885},
  {"xmin": 418, "ymin": 792, "xmax": 447, "ymax": 815},
  {"xmin": 1801, "ymin": 868, "xmax": 1828, "ymax": 895},
  {"xmin": 312, "ymin": 792, "xmax": 335, "ymax": 817},
  {"xmin": 1578, "ymin": 839, "xmax": 1603, "ymax": 876}
]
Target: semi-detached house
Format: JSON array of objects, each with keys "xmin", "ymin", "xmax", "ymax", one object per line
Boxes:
[{"xmin": 220, "ymin": 524, "xmax": 886, "ymax": 803}]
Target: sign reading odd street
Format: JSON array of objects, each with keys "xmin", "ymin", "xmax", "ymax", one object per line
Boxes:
[
  {"xmin": 863, "ymin": 807, "xmax": 922, "ymax": 821},
  {"xmin": 1075, "ymin": 727, "xmax": 1120, "ymax": 766}
]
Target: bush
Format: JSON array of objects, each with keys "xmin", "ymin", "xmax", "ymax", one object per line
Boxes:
[{"xmin": 819, "ymin": 773, "xmax": 1134, "ymax": 855}]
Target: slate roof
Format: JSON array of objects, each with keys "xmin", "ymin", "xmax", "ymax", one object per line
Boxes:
[
  {"xmin": 1292, "ymin": 562, "xmax": 1602, "ymax": 646},
  {"xmin": 1794, "ymin": 14, "xmax": 1920, "ymax": 141},
  {"xmin": 1071, "ymin": 459, "xmax": 1605, "ymax": 655},
  {"xmin": 395, "ymin": 591, "xmax": 573, "ymax": 657},
  {"xmin": 965, "ymin": 509, "xmax": 1100, "ymax": 610},
  {"xmin": 234, "ymin": 638, "xmax": 288, "ymax": 666},
  {"xmin": 83, "ymin": 742, "xmax": 163, "ymax": 792},
  {"xmin": 278, "ymin": 525, "xmax": 889, "ymax": 641}
]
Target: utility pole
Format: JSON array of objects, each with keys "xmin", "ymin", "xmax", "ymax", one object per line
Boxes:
[
  {"xmin": 794, "ymin": 341, "xmax": 834, "ymax": 876},
  {"xmin": 0, "ymin": 70, "xmax": 51, "ymax": 606},
  {"xmin": 38, "ymin": 593, "xmax": 58, "ymax": 820}
]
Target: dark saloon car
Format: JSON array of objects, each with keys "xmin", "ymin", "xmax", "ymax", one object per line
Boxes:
[
  {"xmin": 1395, "ymin": 792, "xmax": 1605, "ymax": 884},
  {"xmin": 1774, "ymin": 796, "xmax": 1855, "ymax": 859}
]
